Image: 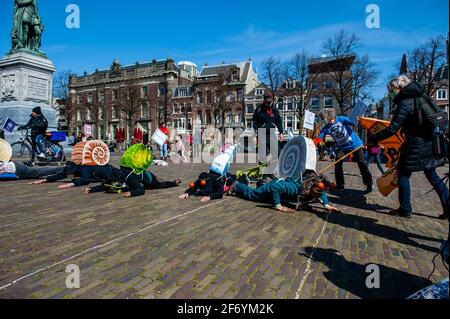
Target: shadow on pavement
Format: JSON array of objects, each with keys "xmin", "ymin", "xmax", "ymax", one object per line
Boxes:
[
  {"xmin": 299, "ymin": 247, "xmax": 433, "ymax": 299},
  {"xmin": 305, "ymin": 209, "xmax": 442, "ymax": 254}
]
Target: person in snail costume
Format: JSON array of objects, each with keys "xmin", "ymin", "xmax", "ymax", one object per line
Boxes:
[
  {"xmin": 86, "ymin": 143, "xmax": 181, "ymax": 198},
  {"xmin": 228, "ymin": 171, "xmax": 339, "ymax": 213},
  {"xmin": 29, "ymin": 140, "xmax": 117, "ymax": 189}
]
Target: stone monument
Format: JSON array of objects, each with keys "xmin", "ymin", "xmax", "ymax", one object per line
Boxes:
[{"xmin": 0, "ymin": 0, "xmax": 57, "ymax": 144}]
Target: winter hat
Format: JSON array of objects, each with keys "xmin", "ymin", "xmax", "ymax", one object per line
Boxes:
[
  {"xmin": 71, "ymin": 140, "xmax": 110, "ymax": 166},
  {"xmin": 0, "ymin": 139, "xmax": 12, "ymax": 162},
  {"xmin": 32, "ymin": 107, "xmax": 42, "ymax": 114}
]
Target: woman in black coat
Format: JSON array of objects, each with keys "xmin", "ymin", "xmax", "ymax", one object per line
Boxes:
[{"xmin": 370, "ymin": 76, "xmax": 449, "ymax": 219}]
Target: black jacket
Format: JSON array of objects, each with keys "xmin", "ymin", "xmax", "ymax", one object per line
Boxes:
[
  {"xmin": 371, "ymin": 82, "xmax": 436, "ymax": 172},
  {"xmin": 90, "ymin": 167, "xmax": 178, "ymax": 197},
  {"xmin": 23, "ymin": 114, "xmax": 48, "ymax": 136},
  {"xmin": 185, "ymin": 171, "xmax": 226, "ymax": 200},
  {"xmin": 252, "ymin": 104, "xmax": 283, "ymax": 135},
  {"xmin": 45, "ymin": 163, "xmax": 118, "ymax": 186}
]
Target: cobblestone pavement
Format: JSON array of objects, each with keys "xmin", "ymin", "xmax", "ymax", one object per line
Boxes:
[{"xmin": 0, "ymin": 156, "xmax": 448, "ymax": 299}]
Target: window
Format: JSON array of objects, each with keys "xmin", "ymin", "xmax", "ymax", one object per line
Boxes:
[
  {"xmin": 231, "ymin": 70, "xmax": 239, "ymax": 81},
  {"xmin": 437, "ymin": 89, "xmax": 448, "ymax": 101},
  {"xmin": 277, "ymin": 98, "xmax": 284, "ymax": 111},
  {"xmin": 112, "ymin": 106, "xmax": 119, "ymax": 119},
  {"xmin": 287, "ymin": 98, "xmax": 294, "ymax": 110},
  {"xmin": 98, "ymin": 107, "xmax": 104, "ymax": 120},
  {"xmin": 255, "ymin": 88, "xmax": 265, "ymax": 96},
  {"xmin": 112, "ymin": 89, "xmax": 119, "ymax": 101},
  {"xmin": 286, "ymin": 116, "xmax": 294, "ymax": 129},
  {"xmin": 324, "ymin": 96, "xmax": 334, "ymax": 108},
  {"xmin": 187, "ymin": 104, "xmax": 192, "ymax": 113},
  {"xmin": 311, "ymin": 97, "xmax": 319, "ymax": 109},
  {"xmin": 226, "ymin": 92, "xmax": 234, "ymax": 102},
  {"xmin": 324, "ymin": 80, "xmax": 334, "ymax": 89},
  {"xmin": 206, "ymin": 91, "xmax": 212, "ymax": 103},
  {"xmin": 173, "ymin": 103, "xmax": 180, "ymax": 114},
  {"xmin": 86, "ymin": 109, "xmax": 93, "ymax": 121},
  {"xmin": 141, "ymin": 103, "xmax": 149, "ymax": 118},
  {"xmin": 76, "ymin": 110, "xmax": 82, "ymax": 121},
  {"xmin": 197, "ymin": 92, "xmax": 204, "ymax": 104},
  {"xmin": 311, "ymin": 82, "xmax": 320, "ymax": 90},
  {"xmin": 98, "ymin": 125, "xmax": 105, "ymax": 140},
  {"xmin": 76, "ymin": 94, "xmax": 82, "ymax": 104},
  {"xmin": 141, "ymin": 85, "xmax": 149, "ymax": 98},
  {"xmin": 237, "ymin": 88, "xmax": 244, "ymax": 101},
  {"xmin": 99, "ymin": 91, "xmax": 105, "ymax": 103},
  {"xmin": 158, "ymin": 85, "xmax": 166, "ymax": 97},
  {"xmin": 87, "ymin": 93, "xmax": 93, "ymax": 104},
  {"xmin": 246, "ymin": 104, "xmax": 254, "ymax": 114}
]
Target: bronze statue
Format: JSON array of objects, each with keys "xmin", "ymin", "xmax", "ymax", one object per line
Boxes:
[{"xmin": 11, "ymin": 0, "xmax": 44, "ymax": 52}]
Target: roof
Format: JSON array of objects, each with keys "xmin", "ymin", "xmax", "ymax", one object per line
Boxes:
[
  {"xmin": 199, "ymin": 61, "xmax": 252, "ymax": 82},
  {"xmin": 434, "ymin": 64, "xmax": 449, "ymax": 82},
  {"xmin": 308, "ymin": 55, "xmax": 356, "ymax": 66},
  {"xmin": 178, "ymin": 61, "xmax": 197, "ymax": 68}
]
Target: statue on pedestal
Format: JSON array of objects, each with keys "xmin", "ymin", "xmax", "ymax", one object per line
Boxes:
[{"xmin": 11, "ymin": 0, "xmax": 44, "ymax": 54}]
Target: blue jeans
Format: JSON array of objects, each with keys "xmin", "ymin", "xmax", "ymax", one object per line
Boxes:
[
  {"xmin": 367, "ymin": 153, "xmax": 386, "ymax": 174},
  {"xmin": 31, "ymin": 134, "xmax": 45, "ymax": 160},
  {"xmin": 233, "ymin": 182, "xmax": 271, "ymax": 203},
  {"xmin": 398, "ymin": 168, "xmax": 449, "ymax": 214},
  {"xmin": 160, "ymin": 143, "xmax": 168, "ymax": 158}
]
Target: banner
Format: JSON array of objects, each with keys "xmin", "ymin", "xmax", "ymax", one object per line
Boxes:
[{"xmin": 359, "ymin": 117, "xmax": 405, "ymax": 167}]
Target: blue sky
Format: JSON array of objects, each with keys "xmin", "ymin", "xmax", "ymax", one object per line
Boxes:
[{"xmin": 1, "ymin": 0, "xmax": 448, "ymax": 100}]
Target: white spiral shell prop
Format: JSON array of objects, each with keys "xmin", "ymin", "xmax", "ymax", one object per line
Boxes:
[
  {"xmin": 71, "ymin": 140, "xmax": 110, "ymax": 166},
  {"xmin": 0, "ymin": 138, "xmax": 12, "ymax": 162},
  {"xmin": 277, "ymin": 136, "xmax": 317, "ymax": 179}
]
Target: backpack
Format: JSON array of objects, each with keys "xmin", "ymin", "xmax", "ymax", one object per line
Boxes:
[{"xmin": 416, "ymin": 96, "xmax": 449, "ymax": 160}]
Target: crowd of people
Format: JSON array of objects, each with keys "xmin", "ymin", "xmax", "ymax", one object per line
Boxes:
[{"xmin": 1, "ymin": 75, "xmax": 448, "ymax": 220}]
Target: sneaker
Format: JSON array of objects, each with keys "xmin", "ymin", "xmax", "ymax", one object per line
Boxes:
[
  {"xmin": 391, "ymin": 208, "xmax": 413, "ymax": 218},
  {"xmin": 37, "ymin": 153, "xmax": 46, "ymax": 159},
  {"xmin": 365, "ymin": 184, "xmax": 373, "ymax": 193}
]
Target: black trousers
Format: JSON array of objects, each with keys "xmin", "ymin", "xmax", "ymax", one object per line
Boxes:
[{"xmin": 335, "ymin": 148, "xmax": 372, "ymax": 187}]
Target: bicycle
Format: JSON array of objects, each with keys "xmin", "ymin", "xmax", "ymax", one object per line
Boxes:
[{"xmin": 10, "ymin": 129, "xmax": 66, "ymax": 165}]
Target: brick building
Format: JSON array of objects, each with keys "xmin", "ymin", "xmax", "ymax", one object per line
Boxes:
[{"xmin": 68, "ymin": 58, "xmax": 192, "ymax": 142}]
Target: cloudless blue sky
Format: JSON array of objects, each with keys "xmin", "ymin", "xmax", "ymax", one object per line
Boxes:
[{"xmin": 1, "ymin": 0, "xmax": 448, "ymax": 100}]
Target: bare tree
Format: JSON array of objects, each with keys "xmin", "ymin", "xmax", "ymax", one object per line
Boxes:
[
  {"xmin": 53, "ymin": 70, "xmax": 73, "ymax": 99},
  {"xmin": 322, "ymin": 29, "xmax": 379, "ymax": 115},
  {"xmin": 407, "ymin": 36, "xmax": 447, "ymax": 98},
  {"xmin": 117, "ymin": 78, "xmax": 141, "ymax": 145},
  {"xmin": 260, "ymin": 56, "xmax": 285, "ymax": 97},
  {"xmin": 285, "ymin": 51, "xmax": 319, "ymax": 132}
]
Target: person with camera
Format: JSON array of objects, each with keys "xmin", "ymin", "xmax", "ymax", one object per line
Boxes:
[{"xmin": 368, "ymin": 75, "xmax": 449, "ymax": 219}]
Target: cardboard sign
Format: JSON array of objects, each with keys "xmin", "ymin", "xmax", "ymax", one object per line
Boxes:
[
  {"xmin": 152, "ymin": 128, "xmax": 168, "ymax": 147},
  {"xmin": 303, "ymin": 110, "xmax": 316, "ymax": 131}
]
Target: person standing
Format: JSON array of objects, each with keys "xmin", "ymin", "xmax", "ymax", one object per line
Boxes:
[
  {"xmin": 252, "ymin": 91, "xmax": 284, "ymax": 166},
  {"xmin": 369, "ymin": 75, "xmax": 449, "ymax": 219},
  {"xmin": 366, "ymin": 142, "xmax": 386, "ymax": 174},
  {"xmin": 316, "ymin": 108, "xmax": 373, "ymax": 192},
  {"xmin": 159, "ymin": 123, "xmax": 169, "ymax": 161},
  {"xmin": 18, "ymin": 107, "xmax": 48, "ymax": 162}
]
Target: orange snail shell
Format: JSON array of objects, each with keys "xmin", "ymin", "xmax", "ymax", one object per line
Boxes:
[{"xmin": 72, "ymin": 140, "xmax": 110, "ymax": 166}]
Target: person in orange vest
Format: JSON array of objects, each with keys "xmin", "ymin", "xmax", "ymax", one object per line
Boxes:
[{"xmin": 159, "ymin": 123, "xmax": 169, "ymax": 161}]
